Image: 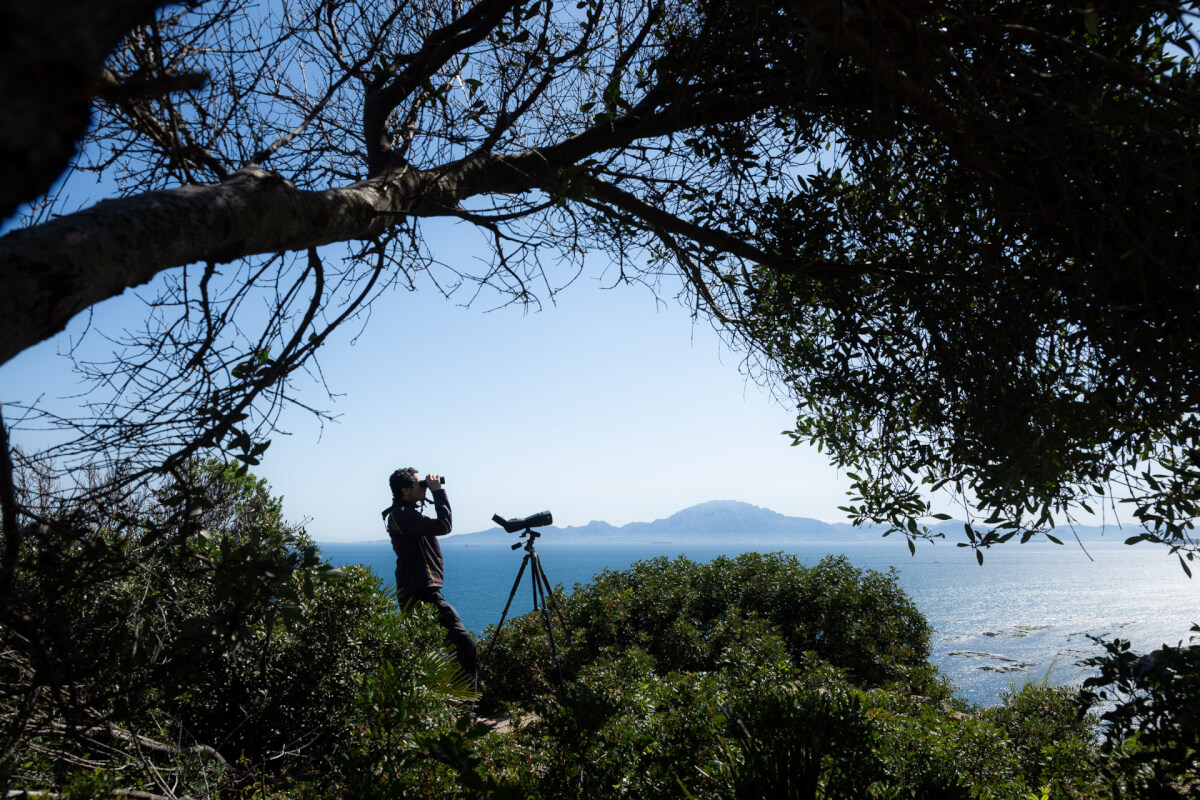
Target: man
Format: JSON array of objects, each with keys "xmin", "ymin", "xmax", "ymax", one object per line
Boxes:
[{"xmin": 383, "ymin": 467, "xmax": 478, "ymax": 681}]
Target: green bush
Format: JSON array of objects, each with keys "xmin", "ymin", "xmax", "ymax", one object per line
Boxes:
[
  {"xmin": 160, "ymin": 560, "xmax": 433, "ymax": 771},
  {"xmin": 866, "ymin": 700, "xmax": 1009, "ymax": 798},
  {"xmin": 334, "ymin": 650, "xmax": 490, "ymax": 800},
  {"xmin": 483, "ymin": 641, "xmax": 1106, "ymax": 800},
  {"xmin": 479, "ymin": 554, "xmax": 956, "ymax": 800},
  {"xmin": 720, "ymin": 661, "xmax": 882, "ymax": 800},
  {"xmin": 489, "ymin": 647, "xmax": 738, "ymax": 800},
  {"xmin": 1081, "ymin": 630, "xmax": 1200, "ymax": 798},
  {"xmin": 983, "ymin": 683, "xmax": 1100, "ymax": 797},
  {"xmin": 857, "ymin": 680, "xmax": 1107, "ymax": 800},
  {"xmin": 480, "ymin": 551, "xmax": 932, "ymax": 708},
  {"xmin": 1, "ymin": 461, "xmax": 479, "ymax": 798}
]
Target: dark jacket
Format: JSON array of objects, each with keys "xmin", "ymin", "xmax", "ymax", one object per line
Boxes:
[{"xmin": 385, "ymin": 488, "xmax": 452, "ymax": 599}]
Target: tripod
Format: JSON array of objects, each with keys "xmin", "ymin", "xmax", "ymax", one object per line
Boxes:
[{"xmin": 482, "ymin": 525, "xmax": 569, "ymax": 684}]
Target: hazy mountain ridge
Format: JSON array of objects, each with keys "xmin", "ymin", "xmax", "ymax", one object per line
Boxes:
[
  {"xmin": 448, "ymin": 499, "xmax": 1123, "ymax": 545},
  {"xmin": 458, "ymin": 500, "xmax": 880, "ymax": 543}
]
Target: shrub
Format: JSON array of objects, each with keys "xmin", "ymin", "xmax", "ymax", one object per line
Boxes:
[
  {"xmin": 334, "ymin": 649, "xmax": 492, "ymax": 800},
  {"xmin": 983, "ymin": 683, "xmax": 1099, "ymax": 797},
  {"xmin": 160, "ymin": 560, "xmax": 438, "ymax": 771},
  {"xmin": 489, "ymin": 648, "xmax": 738, "ymax": 800},
  {"xmin": 867, "ymin": 700, "xmax": 1010, "ymax": 798},
  {"xmin": 0, "ymin": 461, "xmax": 478, "ymax": 798},
  {"xmin": 480, "ymin": 551, "xmax": 932, "ymax": 709},
  {"xmin": 1081, "ymin": 630, "xmax": 1200, "ymax": 798},
  {"xmin": 719, "ymin": 661, "xmax": 882, "ymax": 800}
]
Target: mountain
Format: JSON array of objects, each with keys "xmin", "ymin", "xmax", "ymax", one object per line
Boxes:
[
  {"xmin": 451, "ymin": 500, "xmax": 869, "ymax": 544},
  {"xmin": 619, "ymin": 500, "xmax": 835, "ymax": 536},
  {"xmin": 445, "ymin": 499, "xmax": 1126, "ymax": 545}
]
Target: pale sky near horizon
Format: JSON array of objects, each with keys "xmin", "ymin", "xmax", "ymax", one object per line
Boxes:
[
  {"xmin": 0, "ymin": 216, "xmax": 871, "ymax": 543},
  {"xmin": 267, "ymin": 276, "xmax": 862, "ymax": 541}
]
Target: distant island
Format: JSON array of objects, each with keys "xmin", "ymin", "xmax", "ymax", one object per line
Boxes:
[{"xmin": 443, "ymin": 500, "xmax": 1122, "ymax": 546}]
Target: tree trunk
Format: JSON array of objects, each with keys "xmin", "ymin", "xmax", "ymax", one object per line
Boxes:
[{"xmin": 0, "ymin": 0, "xmax": 165, "ymax": 221}]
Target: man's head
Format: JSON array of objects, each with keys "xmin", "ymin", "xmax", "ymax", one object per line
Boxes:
[{"xmin": 389, "ymin": 467, "xmax": 422, "ymax": 503}]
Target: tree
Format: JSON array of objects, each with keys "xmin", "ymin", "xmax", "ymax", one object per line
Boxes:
[
  {"xmin": 736, "ymin": 3, "xmax": 1200, "ymax": 563},
  {"xmin": 1, "ymin": 0, "xmax": 1199, "ymax": 558}
]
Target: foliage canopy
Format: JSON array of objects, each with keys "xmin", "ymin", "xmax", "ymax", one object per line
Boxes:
[
  {"xmin": 736, "ymin": 2, "xmax": 1200, "ymax": 558},
  {"xmin": 2, "ymin": 2, "xmax": 1200, "ymax": 561}
]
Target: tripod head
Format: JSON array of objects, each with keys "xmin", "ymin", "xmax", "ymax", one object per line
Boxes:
[{"xmin": 492, "ymin": 510, "xmax": 553, "ymax": 550}]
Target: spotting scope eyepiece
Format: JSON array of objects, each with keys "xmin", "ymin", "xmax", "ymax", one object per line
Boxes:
[{"xmin": 492, "ymin": 510, "xmax": 553, "ymax": 533}]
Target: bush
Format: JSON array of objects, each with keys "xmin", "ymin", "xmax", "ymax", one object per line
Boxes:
[
  {"xmin": 489, "ymin": 646, "xmax": 779, "ymax": 800},
  {"xmin": 479, "ymin": 553, "xmax": 959, "ymax": 800},
  {"xmin": 983, "ymin": 683, "xmax": 1099, "ymax": 797},
  {"xmin": 0, "ymin": 460, "xmax": 479, "ymax": 798},
  {"xmin": 477, "ymin": 543, "xmax": 1108, "ymax": 800},
  {"xmin": 528, "ymin": 648, "xmax": 726, "ymax": 799},
  {"xmin": 720, "ymin": 661, "xmax": 882, "ymax": 800},
  {"xmin": 160, "ymin": 560, "xmax": 433, "ymax": 771},
  {"xmin": 480, "ymin": 551, "xmax": 932, "ymax": 709},
  {"xmin": 1081, "ymin": 630, "xmax": 1200, "ymax": 798}
]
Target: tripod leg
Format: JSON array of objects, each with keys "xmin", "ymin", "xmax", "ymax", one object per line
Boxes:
[
  {"xmin": 481, "ymin": 554, "xmax": 531, "ymax": 671},
  {"xmin": 530, "ymin": 556, "xmax": 566, "ymax": 684},
  {"xmin": 532, "ymin": 552, "xmax": 570, "ymax": 637},
  {"xmin": 530, "ymin": 551, "xmax": 540, "ymax": 612}
]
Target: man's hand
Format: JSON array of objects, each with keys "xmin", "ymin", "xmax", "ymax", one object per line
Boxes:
[{"xmin": 425, "ymin": 474, "xmax": 443, "ymax": 491}]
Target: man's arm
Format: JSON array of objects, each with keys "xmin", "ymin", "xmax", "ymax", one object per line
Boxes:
[
  {"xmin": 423, "ymin": 474, "xmax": 451, "ymax": 535},
  {"xmin": 428, "ymin": 486, "xmax": 452, "ymax": 535},
  {"xmin": 389, "ymin": 506, "xmax": 450, "ymax": 536}
]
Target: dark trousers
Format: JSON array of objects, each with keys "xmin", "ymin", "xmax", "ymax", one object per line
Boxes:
[{"xmin": 402, "ymin": 588, "xmax": 478, "ymax": 678}]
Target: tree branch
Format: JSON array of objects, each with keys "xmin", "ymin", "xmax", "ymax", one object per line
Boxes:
[
  {"xmin": 363, "ymin": 0, "xmax": 526, "ymax": 174},
  {"xmin": 0, "ymin": 166, "xmax": 429, "ymax": 366},
  {"xmin": 578, "ymin": 176, "xmax": 911, "ymax": 281}
]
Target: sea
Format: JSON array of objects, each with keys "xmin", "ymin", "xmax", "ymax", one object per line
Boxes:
[{"xmin": 317, "ymin": 536, "xmax": 1199, "ymax": 707}]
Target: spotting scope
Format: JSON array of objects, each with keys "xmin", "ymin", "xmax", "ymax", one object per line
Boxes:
[{"xmin": 492, "ymin": 510, "xmax": 553, "ymax": 533}]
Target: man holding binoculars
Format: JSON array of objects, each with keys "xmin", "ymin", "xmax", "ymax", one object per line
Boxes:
[{"xmin": 384, "ymin": 467, "xmax": 477, "ymax": 682}]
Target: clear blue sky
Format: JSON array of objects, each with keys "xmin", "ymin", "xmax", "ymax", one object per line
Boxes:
[
  {"xmin": 0, "ymin": 218, "xmax": 863, "ymax": 542},
  {"xmin": 268, "ymin": 275, "xmax": 862, "ymax": 541}
]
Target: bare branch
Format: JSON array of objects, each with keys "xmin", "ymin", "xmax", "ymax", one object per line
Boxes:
[{"xmin": 0, "ymin": 405, "xmax": 19, "ymax": 599}]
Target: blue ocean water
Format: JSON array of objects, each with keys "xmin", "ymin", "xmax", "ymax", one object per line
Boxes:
[{"xmin": 318, "ymin": 536, "xmax": 1199, "ymax": 707}]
